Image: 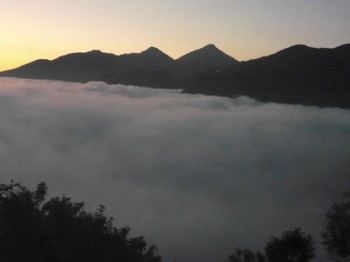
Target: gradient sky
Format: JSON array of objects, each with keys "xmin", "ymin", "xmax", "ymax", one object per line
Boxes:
[{"xmin": 1, "ymin": 0, "xmax": 350, "ymax": 71}]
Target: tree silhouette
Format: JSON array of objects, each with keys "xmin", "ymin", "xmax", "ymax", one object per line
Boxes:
[
  {"xmin": 228, "ymin": 248, "xmax": 265, "ymax": 262},
  {"xmin": 0, "ymin": 181, "xmax": 161, "ymax": 262},
  {"xmin": 321, "ymin": 193, "xmax": 350, "ymax": 261},
  {"xmin": 265, "ymin": 228, "xmax": 315, "ymax": 262}
]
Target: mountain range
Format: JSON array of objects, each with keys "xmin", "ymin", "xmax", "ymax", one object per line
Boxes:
[
  {"xmin": 184, "ymin": 44, "xmax": 350, "ymax": 109},
  {"xmin": 0, "ymin": 44, "xmax": 237, "ymax": 88},
  {"xmin": 1, "ymin": 44, "xmax": 349, "ymax": 109}
]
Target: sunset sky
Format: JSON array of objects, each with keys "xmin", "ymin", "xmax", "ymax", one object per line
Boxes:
[{"xmin": 1, "ymin": 0, "xmax": 350, "ymax": 71}]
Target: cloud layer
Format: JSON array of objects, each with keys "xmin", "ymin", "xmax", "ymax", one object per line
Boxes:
[{"xmin": 1, "ymin": 77, "xmax": 349, "ymax": 262}]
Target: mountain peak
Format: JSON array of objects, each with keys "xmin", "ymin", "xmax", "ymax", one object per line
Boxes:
[
  {"xmin": 271, "ymin": 44, "xmax": 317, "ymax": 59},
  {"xmin": 139, "ymin": 47, "xmax": 174, "ymax": 63},
  {"xmin": 202, "ymin": 44, "xmax": 218, "ymax": 50},
  {"xmin": 87, "ymin": 49, "xmax": 103, "ymax": 54},
  {"xmin": 178, "ymin": 44, "xmax": 236, "ymax": 60},
  {"xmin": 174, "ymin": 44, "xmax": 238, "ymax": 76},
  {"xmin": 145, "ymin": 46, "xmax": 161, "ymax": 52},
  {"xmin": 142, "ymin": 46, "xmax": 166, "ymax": 56}
]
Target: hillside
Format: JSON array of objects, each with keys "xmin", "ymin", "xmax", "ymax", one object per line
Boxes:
[{"xmin": 184, "ymin": 44, "xmax": 350, "ymax": 108}]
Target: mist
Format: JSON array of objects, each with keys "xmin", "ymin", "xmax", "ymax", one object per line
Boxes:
[{"xmin": 0, "ymin": 77, "xmax": 349, "ymax": 262}]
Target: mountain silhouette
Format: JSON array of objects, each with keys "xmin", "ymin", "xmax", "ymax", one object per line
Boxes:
[
  {"xmin": 0, "ymin": 45, "xmax": 236, "ymax": 87},
  {"xmin": 100, "ymin": 69, "xmax": 183, "ymax": 89},
  {"xmin": 139, "ymin": 47, "xmax": 174, "ymax": 65},
  {"xmin": 97, "ymin": 47, "xmax": 181, "ymax": 88},
  {"xmin": 1, "ymin": 44, "xmax": 350, "ymax": 108},
  {"xmin": 1, "ymin": 50, "xmax": 121, "ymax": 82},
  {"xmin": 184, "ymin": 44, "xmax": 350, "ymax": 109},
  {"xmin": 174, "ymin": 44, "xmax": 238, "ymax": 76},
  {"xmin": 118, "ymin": 47, "xmax": 174, "ymax": 71}
]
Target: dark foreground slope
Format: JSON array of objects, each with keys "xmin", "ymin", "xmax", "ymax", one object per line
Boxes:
[{"xmin": 184, "ymin": 44, "xmax": 350, "ymax": 109}]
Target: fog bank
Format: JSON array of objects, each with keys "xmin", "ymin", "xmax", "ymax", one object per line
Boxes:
[{"xmin": 1, "ymin": 77, "xmax": 349, "ymax": 262}]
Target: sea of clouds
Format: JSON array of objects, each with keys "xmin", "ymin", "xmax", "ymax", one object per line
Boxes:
[{"xmin": 1, "ymin": 77, "xmax": 349, "ymax": 262}]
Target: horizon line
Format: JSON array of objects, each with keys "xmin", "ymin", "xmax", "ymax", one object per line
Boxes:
[{"xmin": 1, "ymin": 42, "xmax": 349, "ymax": 72}]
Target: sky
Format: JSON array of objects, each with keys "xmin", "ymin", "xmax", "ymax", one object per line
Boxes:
[
  {"xmin": 1, "ymin": 77, "xmax": 350, "ymax": 262},
  {"xmin": 1, "ymin": 0, "xmax": 350, "ymax": 71}
]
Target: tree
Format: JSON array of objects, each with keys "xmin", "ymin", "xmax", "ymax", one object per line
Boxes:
[
  {"xmin": 321, "ymin": 193, "xmax": 350, "ymax": 261},
  {"xmin": 0, "ymin": 181, "xmax": 161, "ymax": 262},
  {"xmin": 265, "ymin": 228, "xmax": 315, "ymax": 262},
  {"xmin": 0, "ymin": 181, "xmax": 47, "ymax": 261},
  {"xmin": 228, "ymin": 248, "xmax": 265, "ymax": 262}
]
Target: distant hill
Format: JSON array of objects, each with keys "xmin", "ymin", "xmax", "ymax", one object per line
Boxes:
[
  {"xmin": 0, "ymin": 50, "xmax": 120, "ymax": 82},
  {"xmin": 184, "ymin": 44, "xmax": 350, "ymax": 109},
  {"xmin": 0, "ymin": 45, "xmax": 236, "ymax": 88}
]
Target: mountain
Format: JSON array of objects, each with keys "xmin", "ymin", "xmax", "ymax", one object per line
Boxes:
[
  {"xmin": 137, "ymin": 47, "xmax": 174, "ymax": 69},
  {"xmin": 1, "ymin": 59, "xmax": 51, "ymax": 79},
  {"xmin": 2, "ymin": 44, "xmax": 349, "ymax": 109},
  {"xmin": 101, "ymin": 69, "xmax": 183, "ymax": 89},
  {"xmin": 0, "ymin": 50, "xmax": 121, "ymax": 82},
  {"xmin": 97, "ymin": 47, "xmax": 182, "ymax": 88},
  {"xmin": 0, "ymin": 45, "xmax": 236, "ymax": 88},
  {"xmin": 117, "ymin": 47, "xmax": 175, "ymax": 71},
  {"xmin": 174, "ymin": 44, "xmax": 238, "ymax": 76},
  {"xmin": 184, "ymin": 44, "xmax": 350, "ymax": 109}
]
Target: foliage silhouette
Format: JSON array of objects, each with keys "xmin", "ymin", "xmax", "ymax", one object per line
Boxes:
[
  {"xmin": 228, "ymin": 247, "xmax": 265, "ymax": 262},
  {"xmin": 321, "ymin": 193, "xmax": 350, "ymax": 261},
  {"xmin": 265, "ymin": 228, "xmax": 315, "ymax": 262},
  {"xmin": 0, "ymin": 181, "xmax": 161, "ymax": 262},
  {"xmin": 228, "ymin": 228, "xmax": 315, "ymax": 262}
]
